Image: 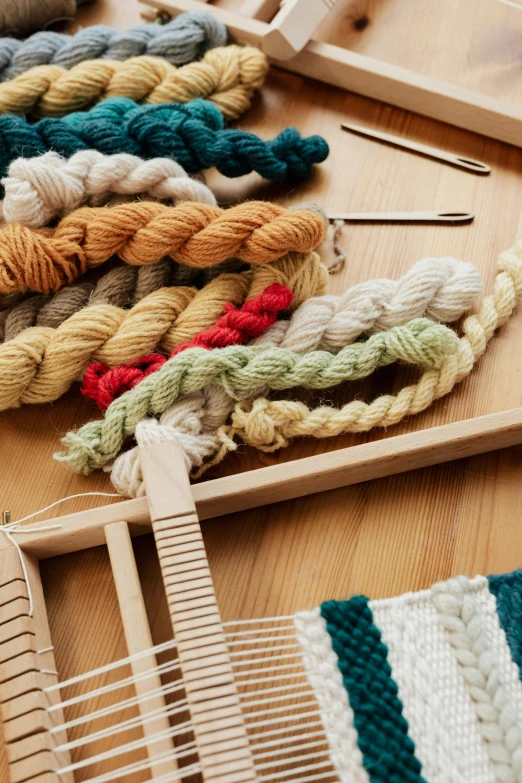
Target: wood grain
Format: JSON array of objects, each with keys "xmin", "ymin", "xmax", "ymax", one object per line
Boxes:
[{"xmin": 1, "ymin": 1, "xmax": 522, "ymax": 779}]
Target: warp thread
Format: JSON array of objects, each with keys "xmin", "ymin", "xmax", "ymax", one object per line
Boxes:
[
  {"xmin": 0, "ymin": 252, "xmax": 327, "ymax": 409},
  {"xmin": 0, "ymin": 13, "xmax": 227, "ymax": 79},
  {"xmin": 83, "ymin": 282, "xmax": 294, "ymax": 410},
  {"xmin": 0, "ymin": 201, "xmax": 326, "ymax": 295},
  {"xmin": 1, "ymin": 150, "xmax": 217, "ymax": 227},
  {"xmin": 109, "ymin": 255, "xmax": 481, "ymax": 497},
  {"xmin": 0, "ymin": 98, "xmax": 329, "ymax": 195},
  {"xmin": 0, "ymin": 45, "xmax": 268, "ymax": 119},
  {"xmin": 56, "ymin": 318, "xmax": 460, "ymax": 474}
]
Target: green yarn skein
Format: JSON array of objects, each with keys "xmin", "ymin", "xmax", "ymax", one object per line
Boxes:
[{"xmin": 56, "ymin": 318, "xmax": 459, "ymax": 474}]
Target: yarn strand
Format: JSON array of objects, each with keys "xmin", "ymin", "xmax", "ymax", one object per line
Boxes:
[
  {"xmin": 0, "ymin": 13, "xmax": 228, "ymax": 80},
  {"xmin": 55, "ymin": 318, "xmax": 460, "ymax": 474},
  {"xmin": 0, "ymin": 252, "xmax": 326, "ymax": 409},
  {"xmin": 0, "ymin": 45, "xmax": 268, "ymax": 119},
  {"xmin": 0, "ymin": 201, "xmax": 326, "ymax": 295},
  {"xmin": 1, "ymin": 150, "xmax": 217, "ymax": 227},
  {"xmin": 82, "ymin": 282, "xmax": 294, "ymax": 410},
  {"xmin": 219, "ymin": 241, "xmax": 522, "ymax": 452},
  {"xmin": 0, "ymin": 98, "xmax": 329, "ymax": 196}
]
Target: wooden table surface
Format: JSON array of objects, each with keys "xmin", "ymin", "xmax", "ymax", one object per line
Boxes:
[{"xmin": 1, "ymin": 1, "xmax": 522, "ymax": 777}]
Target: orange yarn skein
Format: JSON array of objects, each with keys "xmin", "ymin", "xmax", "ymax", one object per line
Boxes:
[{"xmin": 0, "ymin": 201, "xmax": 326, "ymax": 295}]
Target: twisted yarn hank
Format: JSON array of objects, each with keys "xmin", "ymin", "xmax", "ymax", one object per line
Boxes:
[
  {"xmin": 0, "ymin": 252, "xmax": 326, "ymax": 409},
  {"xmin": 1, "ymin": 150, "xmax": 217, "ymax": 227},
  {"xmin": 0, "ymin": 99, "xmax": 329, "ymax": 194},
  {"xmin": 0, "ymin": 201, "xmax": 326, "ymax": 295},
  {"xmin": 83, "ymin": 282, "xmax": 294, "ymax": 410},
  {"xmin": 254, "ymin": 256, "xmax": 481, "ymax": 354},
  {"xmin": 0, "ymin": 13, "xmax": 228, "ymax": 80},
  {"xmin": 56, "ymin": 318, "xmax": 460, "ymax": 474},
  {"xmin": 0, "ymin": 257, "xmax": 246, "ymax": 341},
  {"xmin": 220, "ymin": 241, "xmax": 522, "ymax": 452},
  {"xmin": 110, "ymin": 256, "xmax": 481, "ymax": 497},
  {"xmin": 0, "ymin": 45, "xmax": 268, "ymax": 119}
]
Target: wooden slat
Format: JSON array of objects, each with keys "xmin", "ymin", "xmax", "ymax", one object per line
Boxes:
[
  {"xmin": 4, "ymin": 406, "xmax": 522, "ymax": 560},
  {"xmin": 105, "ymin": 520, "xmax": 179, "ymax": 779},
  {"xmin": 141, "ymin": 443, "xmax": 257, "ymax": 783},
  {"xmin": 141, "ymin": 0, "xmax": 522, "ymax": 146}
]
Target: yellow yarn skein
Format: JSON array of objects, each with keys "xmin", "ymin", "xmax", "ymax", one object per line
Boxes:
[
  {"xmin": 0, "ymin": 252, "xmax": 326, "ymax": 410},
  {"xmin": 217, "ymin": 242, "xmax": 522, "ymax": 453},
  {"xmin": 0, "ymin": 46, "xmax": 268, "ymax": 119}
]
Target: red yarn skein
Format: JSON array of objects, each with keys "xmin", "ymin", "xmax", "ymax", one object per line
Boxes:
[{"xmin": 82, "ymin": 282, "xmax": 293, "ymax": 411}]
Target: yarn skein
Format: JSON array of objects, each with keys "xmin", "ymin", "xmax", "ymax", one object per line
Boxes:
[
  {"xmin": 88, "ymin": 255, "xmax": 480, "ymax": 411},
  {"xmin": 219, "ymin": 241, "xmax": 522, "ymax": 453},
  {"xmin": 1, "ymin": 150, "xmax": 217, "ymax": 227},
  {"xmin": 55, "ymin": 318, "xmax": 460, "ymax": 474},
  {"xmin": 0, "ymin": 257, "xmax": 247, "ymax": 341},
  {"xmin": 0, "ymin": 13, "xmax": 228, "ymax": 80},
  {"xmin": 0, "ymin": 201, "xmax": 326, "ymax": 295},
  {"xmin": 0, "ymin": 98, "xmax": 329, "ymax": 195},
  {"xmin": 83, "ymin": 282, "xmax": 294, "ymax": 410},
  {"xmin": 0, "ymin": 251, "xmax": 327, "ymax": 409},
  {"xmin": 109, "ymin": 255, "xmax": 482, "ymax": 497},
  {"xmin": 0, "ymin": 45, "xmax": 268, "ymax": 119}
]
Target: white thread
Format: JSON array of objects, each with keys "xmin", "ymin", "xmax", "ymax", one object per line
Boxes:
[
  {"xmin": 110, "ymin": 258, "xmax": 482, "ymax": 498},
  {"xmin": 431, "ymin": 575, "xmax": 522, "ymax": 783},
  {"xmin": 10, "ymin": 491, "xmax": 122, "ymax": 525},
  {"xmin": 1, "ymin": 150, "xmax": 216, "ymax": 227},
  {"xmin": 371, "ymin": 586, "xmax": 495, "ymax": 783},
  {"xmin": 109, "ymin": 386, "xmax": 234, "ymax": 497},
  {"xmin": 294, "ymin": 607, "xmax": 369, "ymax": 783}
]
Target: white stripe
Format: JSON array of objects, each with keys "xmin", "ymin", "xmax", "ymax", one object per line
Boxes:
[
  {"xmin": 294, "ymin": 608, "xmax": 369, "ymax": 783},
  {"xmin": 371, "ymin": 585, "xmax": 495, "ymax": 783}
]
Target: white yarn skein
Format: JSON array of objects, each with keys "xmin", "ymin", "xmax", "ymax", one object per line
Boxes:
[
  {"xmin": 254, "ymin": 256, "xmax": 482, "ymax": 354},
  {"xmin": 109, "ymin": 386, "xmax": 233, "ymax": 498},
  {"xmin": 109, "ymin": 256, "xmax": 482, "ymax": 498},
  {"xmin": 432, "ymin": 576, "xmax": 522, "ymax": 783},
  {"xmin": 1, "ymin": 150, "xmax": 217, "ymax": 227}
]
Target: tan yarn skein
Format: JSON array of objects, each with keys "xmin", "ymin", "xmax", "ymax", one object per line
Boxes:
[
  {"xmin": 0, "ymin": 201, "xmax": 326, "ymax": 295},
  {"xmin": 0, "ymin": 46, "xmax": 268, "ymax": 119},
  {"xmin": 219, "ymin": 242, "xmax": 522, "ymax": 453},
  {"xmin": 0, "ymin": 252, "xmax": 326, "ymax": 409}
]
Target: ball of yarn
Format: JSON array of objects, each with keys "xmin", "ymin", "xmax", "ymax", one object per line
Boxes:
[{"xmin": 0, "ymin": 0, "xmax": 88, "ymax": 36}]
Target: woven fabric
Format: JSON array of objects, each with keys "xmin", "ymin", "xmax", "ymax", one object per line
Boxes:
[{"xmin": 295, "ymin": 570, "xmax": 522, "ymax": 783}]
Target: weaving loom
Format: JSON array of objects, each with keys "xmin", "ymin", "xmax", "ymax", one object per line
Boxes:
[{"xmin": 2, "ymin": 436, "xmax": 522, "ymax": 783}]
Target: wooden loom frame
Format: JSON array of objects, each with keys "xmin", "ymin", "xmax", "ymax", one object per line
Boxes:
[
  {"xmin": 2, "ymin": 406, "xmax": 522, "ymax": 782},
  {"xmin": 140, "ymin": 0, "xmax": 522, "ymax": 147}
]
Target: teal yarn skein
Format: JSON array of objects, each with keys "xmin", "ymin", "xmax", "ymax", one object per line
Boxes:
[
  {"xmin": 55, "ymin": 318, "xmax": 459, "ymax": 474},
  {"xmin": 0, "ymin": 98, "xmax": 329, "ymax": 195}
]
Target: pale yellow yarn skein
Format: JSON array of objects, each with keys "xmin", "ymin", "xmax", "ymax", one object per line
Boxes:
[
  {"xmin": 0, "ymin": 251, "xmax": 326, "ymax": 410},
  {"xmin": 218, "ymin": 242, "xmax": 522, "ymax": 453},
  {"xmin": 0, "ymin": 46, "xmax": 268, "ymax": 119}
]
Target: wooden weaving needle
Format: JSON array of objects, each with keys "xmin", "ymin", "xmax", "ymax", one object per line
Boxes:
[
  {"xmin": 328, "ymin": 211, "xmax": 475, "ymax": 224},
  {"xmin": 341, "ymin": 122, "xmax": 491, "ymax": 174}
]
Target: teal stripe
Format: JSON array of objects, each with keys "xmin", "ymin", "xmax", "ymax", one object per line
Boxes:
[
  {"xmin": 488, "ymin": 569, "xmax": 522, "ymax": 678},
  {"xmin": 320, "ymin": 595, "xmax": 426, "ymax": 783}
]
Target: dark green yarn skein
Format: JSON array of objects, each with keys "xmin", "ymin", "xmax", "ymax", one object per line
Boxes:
[{"xmin": 0, "ymin": 97, "xmax": 329, "ymax": 197}]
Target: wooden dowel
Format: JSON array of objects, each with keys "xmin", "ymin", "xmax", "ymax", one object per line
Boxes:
[
  {"xmin": 141, "ymin": 443, "xmax": 257, "ymax": 783},
  {"xmin": 6, "ymin": 406, "xmax": 522, "ymax": 559},
  {"xmin": 105, "ymin": 521, "xmax": 179, "ymax": 778}
]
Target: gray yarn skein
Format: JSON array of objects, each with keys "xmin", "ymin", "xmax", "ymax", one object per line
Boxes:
[
  {"xmin": 0, "ymin": 257, "xmax": 246, "ymax": 342},
  {"xmin": 0, "ymin": 12, "xmax": 227, "ymax": 80}
]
